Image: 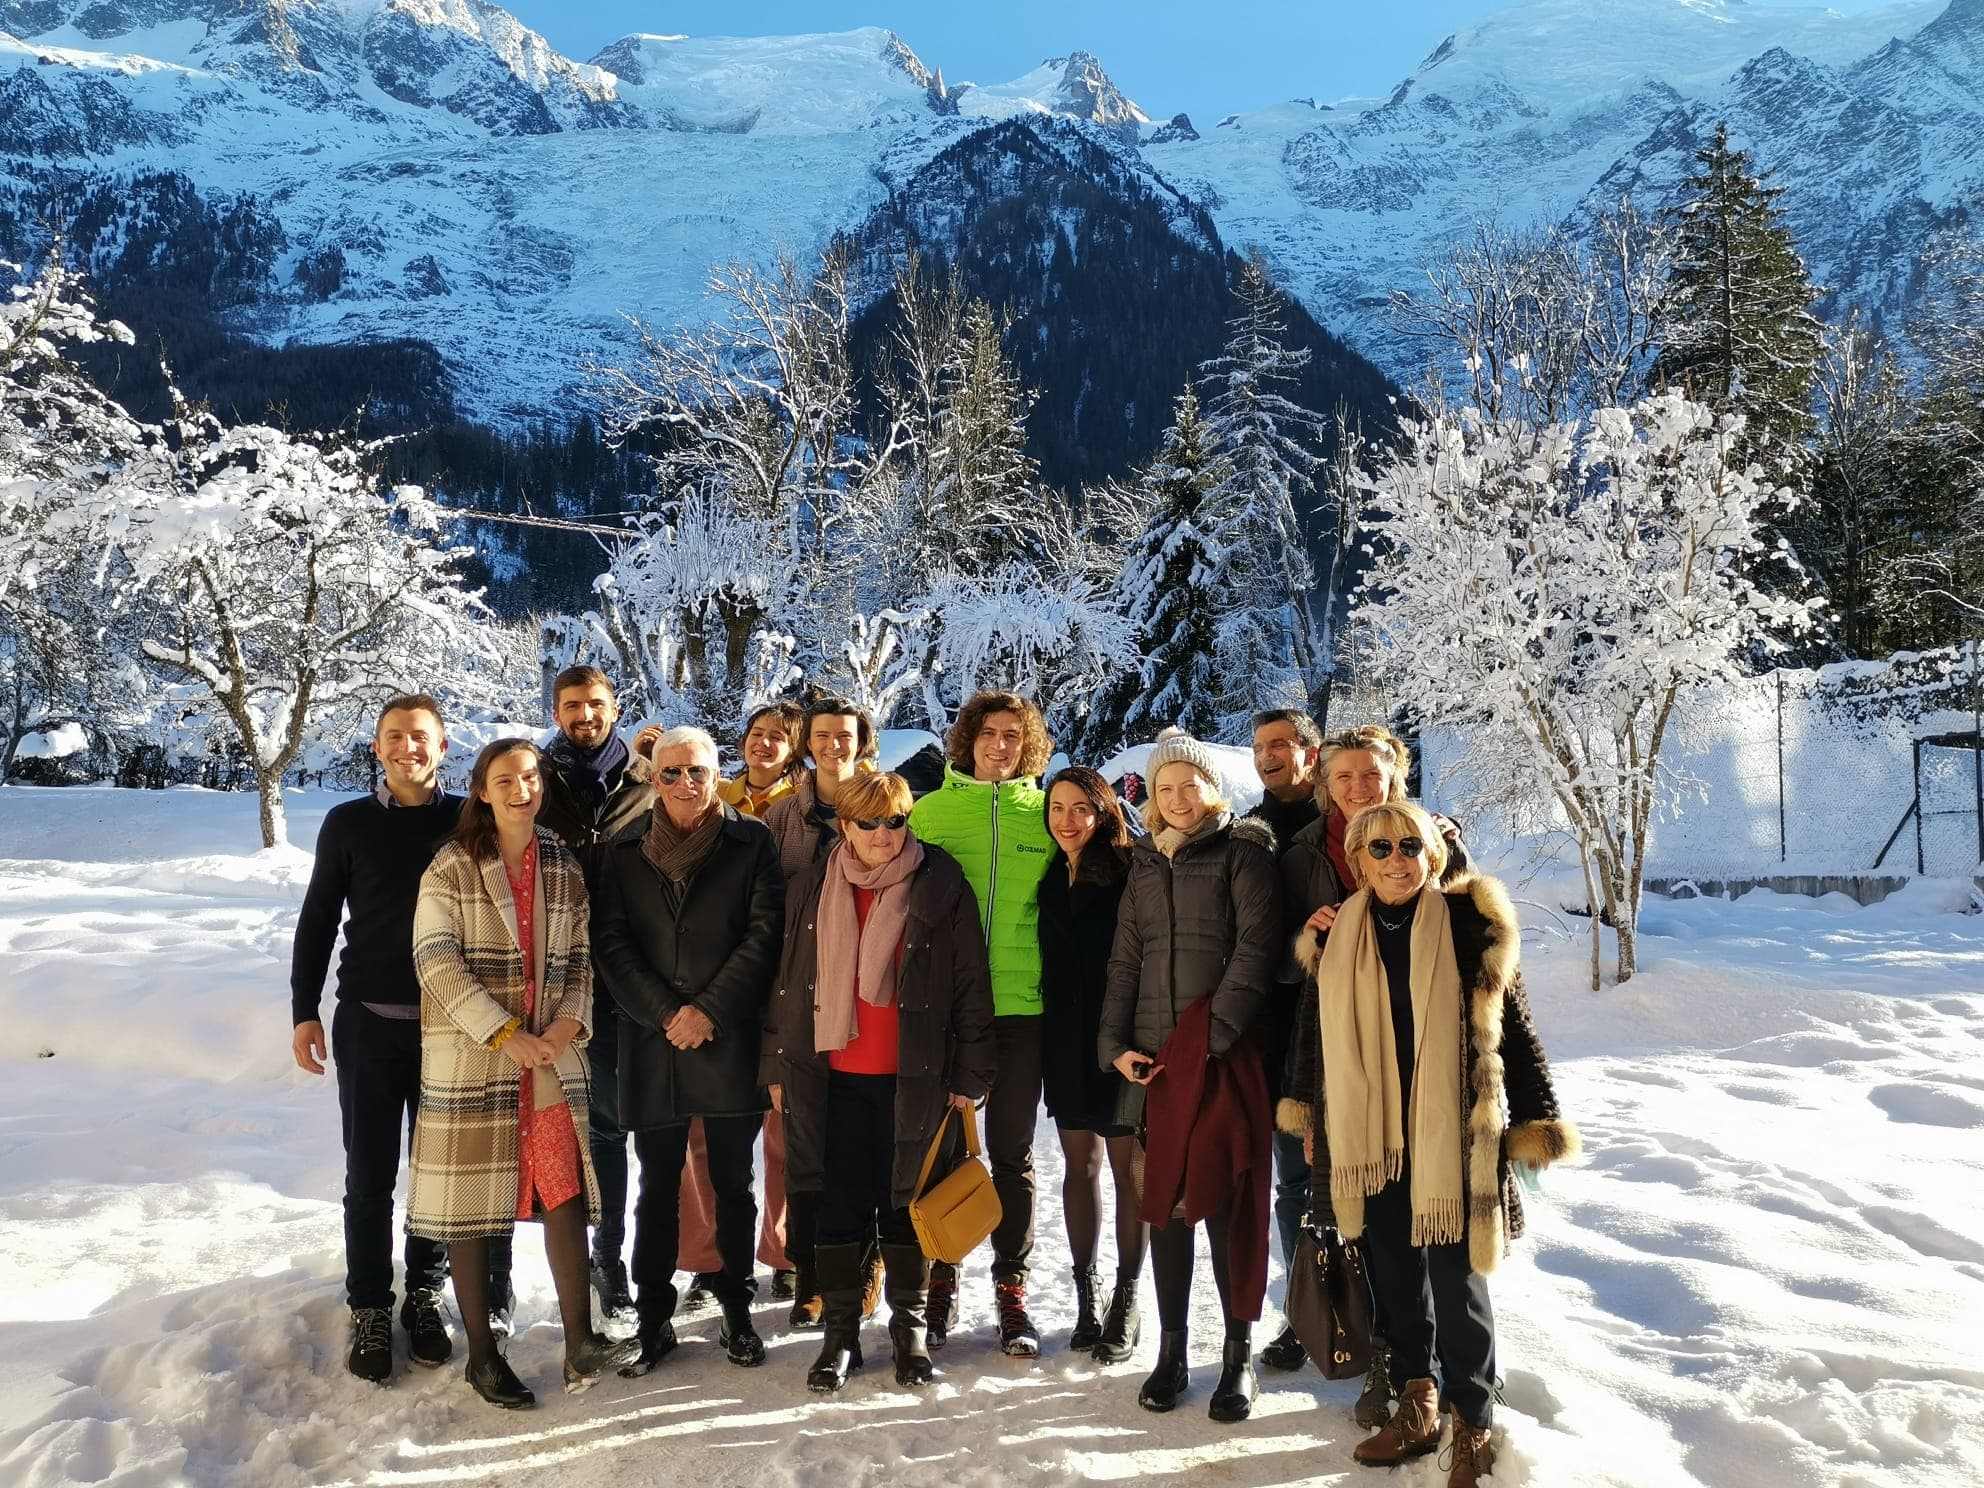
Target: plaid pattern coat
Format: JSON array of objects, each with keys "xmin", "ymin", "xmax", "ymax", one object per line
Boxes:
[{"xmin": 408, "ymin": 829, "xmax": 600, "ymax": 1242}]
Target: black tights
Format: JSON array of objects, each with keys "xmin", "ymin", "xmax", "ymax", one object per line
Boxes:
[
  {"xmin": 1057, "ymin": 1128, "xmax": 1145, "ymax": 1279},
  {"xmin": 450, "ymin": 1197, "xmax": 593, "ymax": 1367},
  {"xmin": 1148, "ymin": 1204, "xmax": 1244, "ymax": 1337}
]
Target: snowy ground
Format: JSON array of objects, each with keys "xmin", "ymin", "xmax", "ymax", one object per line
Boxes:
[{"xmin": 1, "ymin": 784, "xmax": 1980, "ymax": 1487}]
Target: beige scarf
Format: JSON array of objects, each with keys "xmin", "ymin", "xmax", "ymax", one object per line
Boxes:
[
  {"xmin": 814, "ymin": 835, "xmax": 925, "ymax": 1054},
  {"xmin": 1154, "ymin": 810, "xmax": 1226, "ymax": 859},
  {"xmin": 1318, "ymin": 887, "xmax": 1467, "ymax": 1249}
]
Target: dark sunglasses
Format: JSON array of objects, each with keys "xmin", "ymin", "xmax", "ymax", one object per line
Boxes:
[
  {"xmin": 657, "ymin": 765, "xmax": 714, "ymax": 785},
  {"xmin": 850, "ymin": 814, "xmax": 910, "ymax": 831},
  {"xmin": 1364, "ymin": 836, "xmax": 1426, "ymax": 861}
]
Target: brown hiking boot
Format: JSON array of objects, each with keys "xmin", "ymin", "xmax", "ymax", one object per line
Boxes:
[
  {"xmin": 1441, "ymin": 1414, "xmax": 1495, "ymax": 1488},
  {"xmin": 1352, "ymin": 1376, "xmax": 1441, "ymax": 1466}
]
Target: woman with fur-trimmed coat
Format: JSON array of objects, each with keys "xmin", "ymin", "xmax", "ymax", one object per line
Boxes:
[{"xmin": 1279, "ymin": 801, "xmax": 1577, "ymax": 1488}]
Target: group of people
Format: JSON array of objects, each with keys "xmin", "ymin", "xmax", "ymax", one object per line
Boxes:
[{"xmin": 290, "ymin": 670, "xmax": 1578, "ymax": 1486}]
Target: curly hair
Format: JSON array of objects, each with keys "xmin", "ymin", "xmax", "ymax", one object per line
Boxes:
[
  {"xmin": 946, "ymin": 690, "xmax": 1053, "ymax": 780},
  {"xmin": 1318, "ymin": 724, "xmax": 1412, "ymax": 817}
]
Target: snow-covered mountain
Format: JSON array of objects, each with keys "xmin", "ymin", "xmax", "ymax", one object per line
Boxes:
[
  {"xmin": 2, "ymin": 0, "xmax": 1980, "ymax": 419},
  {"xmin": 1153, "ymin": 0, "xmax": 1980, "ymax": 368}
]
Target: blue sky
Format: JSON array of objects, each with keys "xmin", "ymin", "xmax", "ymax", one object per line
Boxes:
[{"xmin": 501, "ymin": 0, "xmax": 1908, "ymax": 127}]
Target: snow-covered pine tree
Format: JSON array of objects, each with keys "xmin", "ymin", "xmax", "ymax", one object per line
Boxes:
[
  {"xmin": 1090, "ymin": 384, "xmax": 1229, "ymax": 754},
  {"xmin": 109, "ymin": 405, "xmax": 490, "ymax": 847},
  {"xmin": 1198, "ymin": 255, "xmax": 1325, "ymax": 729},
  {"xmin": 1652, "ymin": 123, "xmax": 1825, "ymax": 465},
  {"xmin": 922, "ymin": 298, "xmax": 1040, "ymax": 575}
]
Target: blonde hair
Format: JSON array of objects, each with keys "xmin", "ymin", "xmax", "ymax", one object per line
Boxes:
[
  {"xmin": 1139, "ymin": 759, "xmax": 1230, "ymax": 835},
  {"xmin": 835, "ymin": 770, "xmax": 915, "ymax": 823},
  {"xmin": 1318, "ymin": 724, "xmax": 1411, "ymax": 818},
  {"xmin": 1343, "ymin": 801, "xmax": 1448, "ymax": 886}
]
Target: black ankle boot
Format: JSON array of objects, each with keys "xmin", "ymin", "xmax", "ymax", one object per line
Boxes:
[
  {"xmin": 806, "ymin": 1242, "xmax": 865, "ymax": 1393},
  {"xmin": 1068, "ymin": 1267, "xmax": 1101, "ymax": 1352},
  {"xmin": 1138, "ymin": 1329, "xmax": 1190, "ymax": 1412},
  {"xmin": 1093, "ymin": 1275, "xmax": 1142, "ymax": 1363},
  {"xmin": 720, "ymin": 1301, "xmax": 766, "ymax": 1367},
  {"xmin": 1208, "ymin": 1332, "xmax": 1259, "ymax": 1422},
  {"xmin": 880, "ymin": 1243, "xmax": 934, "ymax": 1386}
]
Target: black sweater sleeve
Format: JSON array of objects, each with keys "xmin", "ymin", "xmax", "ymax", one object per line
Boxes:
[{"xmin": 290, "ymin": 807, "xmax": 349, "ymax": 1026}]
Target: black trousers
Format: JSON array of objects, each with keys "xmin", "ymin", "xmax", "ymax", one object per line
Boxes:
[
  {"xmin": 332, "ymin": 1003, "xmax": 510, "ymax": 1311},
  {"xmin": 631, "ymin": 1113, "xmax": 763, "ymax": 1314},
  {"xmin": 983, "ymin": 1013, "xmax": 1043, "ymax": 1283},
  {"xmin": 817, "ymin": 1072, "xmax": 917, "ymax": 1250},
  {"xmin": 586, "ymin": 992, "xmax": 630, "ymax": 1261},
  {"xmin": 1362, "ymin": 1172, "xmax": 1497, "ymax": 1428}
]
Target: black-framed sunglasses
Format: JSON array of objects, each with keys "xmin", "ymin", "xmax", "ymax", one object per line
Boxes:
[
  {"xmin": 1364, "ymin": 836, "xmax": 1426, "ymax": 861},
  {"xmin": 850, "ymin": 814, "xmax": 910, "ymax": 831},
  {"xmin": 657, "ymin": 765, "xmax": 714, "ymax": 785}
]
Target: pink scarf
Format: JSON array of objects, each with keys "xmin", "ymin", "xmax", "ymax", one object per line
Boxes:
[{"xmin": 814, "ymin": 835, "xmax": 925, "ymax": 1054}]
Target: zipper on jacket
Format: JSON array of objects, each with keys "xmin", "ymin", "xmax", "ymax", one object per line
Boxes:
[{"xmin": 985, "ymin": 779, "xmax": 999, "ymax": 937}]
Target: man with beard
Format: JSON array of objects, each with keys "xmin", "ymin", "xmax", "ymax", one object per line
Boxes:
[{"xmin": 536, "ymin": 665, "xmax": 660, "ymax": 1320}]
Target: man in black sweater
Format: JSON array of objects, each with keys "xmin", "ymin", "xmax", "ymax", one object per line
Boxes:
[
  {"xmin": 290, "ymin": 693, "xmax": 510, "ymax": 1383},
  {"xmin": 1244, "ymin": 707, "xmax": 1324, "ymax": 1373},
  {"xmin": 534, "ymin": 664, "xmax": 657, "ymax": 1319}
]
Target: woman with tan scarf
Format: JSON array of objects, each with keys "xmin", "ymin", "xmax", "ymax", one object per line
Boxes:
[
  {"xmin": 1278, "ymin": 801, "xmax": 1578, "ymax": 1488},
  {"xmin": 762, "ymin": 771, "xmax": 996, "ymax": 1393}
]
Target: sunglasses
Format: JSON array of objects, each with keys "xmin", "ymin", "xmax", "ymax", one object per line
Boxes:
[
  {"xmin": 657, "ymin": 765, "xmax": 714, "ymax": 785},
  {"xmin": 1364, "ymin": 836, "xmax": 1426, "ymax": 861},
  {"xmin": 850, "ymin": 814, "xmax": 910, "ymax": 831}
]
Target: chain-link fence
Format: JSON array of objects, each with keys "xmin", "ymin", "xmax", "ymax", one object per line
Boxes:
[{"xmin": 1405, "ymin": 646, "xmax": 1984, "ymax": 881}]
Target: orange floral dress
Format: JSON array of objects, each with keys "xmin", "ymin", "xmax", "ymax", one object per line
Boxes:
[{"xmin": 507, "ymin": 840, "xmax": 582, "ymax": 1219}]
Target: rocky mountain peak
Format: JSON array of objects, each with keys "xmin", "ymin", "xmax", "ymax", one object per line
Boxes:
[{"xmin": 1044, "ymin": 48, "xmax": 1147, "ymax": 127}]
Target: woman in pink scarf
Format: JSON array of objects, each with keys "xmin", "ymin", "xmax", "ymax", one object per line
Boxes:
[{"xmin": 762, "ymin": 772, "xmax": 997, "ymax": 1394}]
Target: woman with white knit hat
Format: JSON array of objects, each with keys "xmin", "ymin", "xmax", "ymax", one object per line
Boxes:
[{"xmin": 1099, "ymin": 729, "xmax": 1282, "ymax": 1422}]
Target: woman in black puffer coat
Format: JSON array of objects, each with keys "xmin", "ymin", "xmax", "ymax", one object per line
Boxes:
[
  {"xmin": 1037, "ymin": 767, "xmax": 1142, "ymax": 1362},
  {"xmin": 1100, "ymin": 732, "xmax": 1280, "ymax": 1424}
]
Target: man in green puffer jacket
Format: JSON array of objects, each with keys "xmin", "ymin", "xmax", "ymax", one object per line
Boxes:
[{"xmin": 908, "ymin": 689, "xmax": 1055, "ymax": 1356}]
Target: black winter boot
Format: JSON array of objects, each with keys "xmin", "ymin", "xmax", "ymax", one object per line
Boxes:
[
  {"xmin": 806, "ymin": 1243, "xmax": 865, "ymax": 1393},
  {"xmin": 1355, "ymin": 1335, "xmax": 1396, "ymax": 1428},
  {"xmin": 1093, "ymin": 1274, "xmax": 1142, "ymax": 1363},
  {"xmin": 619, "ymin": 1283, "xmax": 678, "ymax": 1378},
  {"xmin": 880, "ymin": 1243, "xmax": 934, "ymax": 1387},
  {"xmin": 1259, "ymin": 1321, "xmax": 1305, "ymax": 1371},
  {"xmin": 1068, "ymin": 1267, "xmax": 1102, "ymax": 1352},
  {"xmin": 1138, "ymin": 1329, "xmax": 1190, "ymax": 1412},
  {"xmin": 926, "ymin": 1261, "xmax": 957, "ymax": 1350},
  {"xmin": 1208, "ymin": 1327, "xmax": 1259, "ymax": 1423},
  {"xmin": 995, "ymin": 1279, "xmax": 1040, "ymax": 1357}
]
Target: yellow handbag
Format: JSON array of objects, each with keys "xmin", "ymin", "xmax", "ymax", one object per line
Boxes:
[{"xmin": 907, "ymin": 1103, "xmax": 1003, "ymax": 1266}]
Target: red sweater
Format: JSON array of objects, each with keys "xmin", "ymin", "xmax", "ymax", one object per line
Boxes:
[{"xmin": 828, "ymin": 886, "xmax": 902, "ymax": 1075}]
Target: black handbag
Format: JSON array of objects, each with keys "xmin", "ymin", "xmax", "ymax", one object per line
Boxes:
[{"xmin": 1283, "ymin": 1223, "xmax": 1375, "ymax": 1380}]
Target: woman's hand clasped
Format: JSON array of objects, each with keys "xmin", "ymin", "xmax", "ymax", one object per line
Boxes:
[
  {"xmin": 500, "ymin": 1029, "xmax": 554, "ymax": 1069},
  {"xmin": 1112, "ymin": 1051, "xmax": 1164, "ymax": 1086}
]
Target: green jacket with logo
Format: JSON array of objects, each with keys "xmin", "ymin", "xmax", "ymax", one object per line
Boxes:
[{"xmin": 908, "ymin": 765, "xmax": 1053, "ymax": 1017}]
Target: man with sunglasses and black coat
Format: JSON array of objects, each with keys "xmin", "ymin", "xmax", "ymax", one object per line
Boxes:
[{"xmin": 592, "ymin": 726, "xmax": 785, "ymax": 1375}]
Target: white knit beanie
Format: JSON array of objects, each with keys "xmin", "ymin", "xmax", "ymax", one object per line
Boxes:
[{"xmin": 1145, "ymin": 727, "xmax": 1224, "ymax": 794}]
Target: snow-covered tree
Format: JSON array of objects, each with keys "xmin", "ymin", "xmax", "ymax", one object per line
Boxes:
[
  {"xmin": 0, "ymin": 253, "xmax": 147, "ymax": 780},
  {"xmin": 1393, "ymin": 202, "xmax": 1673, "ymax": 429},
  {"xmin": 108, "ymin": 408, "xmax": 490, "ymax": 847},
  {"xmin": 1356, "ymin": 392, "xmax": 1812, "ymax": 986},
  {"xmin": 919, "ymin": 564, "xmax": 1130, "ymax": 735},
  {"xmin": 1652, "ymin": 123, "xmax": 1824, "ymax": 465},
  {"xmin": 1198, "ymin": 255, "xmax": 1326, "ymax": 726},
  {"xmin": 1091, "ymin": 385, "xmax": 1228, "ymax": 751}
]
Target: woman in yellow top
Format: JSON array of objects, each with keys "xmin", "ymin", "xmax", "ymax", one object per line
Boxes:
[{"xmin": 717, "ymin": 701, "xmax": 805, "ymax": 818}]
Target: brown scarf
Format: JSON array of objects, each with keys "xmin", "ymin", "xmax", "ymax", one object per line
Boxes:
[
  {"xmin": 1317, "ymin": 887, "xmax": 1467, "ymax": 1250},
  {"xmin": 814, "ymin": 834, "xmax": 925, "ymax": 1054},
  {"xmin": 641, "ymin": 799, "xmax": 725, "ymax": 883}
]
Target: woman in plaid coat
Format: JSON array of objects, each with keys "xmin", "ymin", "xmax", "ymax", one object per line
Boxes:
[{"xmin": 410, "ymin": 738, "xmax": 635, "ymax": 1408}]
